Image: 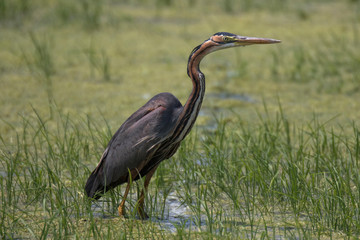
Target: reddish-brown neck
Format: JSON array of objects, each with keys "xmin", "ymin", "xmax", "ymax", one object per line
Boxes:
[{"xmin": 172, "ymin": 40, "xmax": 217, "ymax": 142}]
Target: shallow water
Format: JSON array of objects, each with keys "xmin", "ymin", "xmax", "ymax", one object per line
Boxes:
[
  {"xmin": 0, "ymin": 171, "xmax": 7, "ymax": 177},
  {"xmin": 88, "ymin": 190, "xmax": 202, "ymax": 232},
  {"xmin": 153, "ymin": 194, "xmax": 301, "ymax": 239},
  {"xmin": 87, "ymin": 190, "xmax": 307, "ymax": 239},
  {"xmin": 152, "ymin": 191, "xmax": 202, "ymax": 233}
]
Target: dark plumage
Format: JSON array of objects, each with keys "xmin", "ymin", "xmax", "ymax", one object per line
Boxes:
[
  {"xmin": 85, "ymin": 32, "xmax": 280, "ymax": 218},
  {"xmin": 85, "ymin": 93, "xmax": 182, "ymax": 199}
]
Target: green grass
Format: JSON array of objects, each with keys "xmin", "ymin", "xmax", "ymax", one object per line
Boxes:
[
  {"xmin": 1, "ymin": 106, "xmax": 359, "ymax": 238},
  {"xmin": 1, "ymin": 0, "xmax": 360, "ymax": 239}
]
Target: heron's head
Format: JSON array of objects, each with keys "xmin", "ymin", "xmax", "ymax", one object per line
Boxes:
[
  {"xmin": 209, "ymin": 32, "xmax": 281, "ymax": 52},
  {"xmin": 187, "ymin": 32, "xmax": 280, "ymax": 76}
]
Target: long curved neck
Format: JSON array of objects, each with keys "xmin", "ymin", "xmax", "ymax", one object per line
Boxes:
[{"xmin": 172, "ymin": 41, "xmax": 215, "ymax": 142}]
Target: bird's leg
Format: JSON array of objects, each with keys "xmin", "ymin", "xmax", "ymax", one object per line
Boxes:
[
  {"xmin": 118, "ymin": 169, "xmax": 139, "ymax": 217},
  {"xmin": 118, "ymin": 181, "xmax": 130, "ymax": 217},
  {"xmin": 137, "ymin": 165, "xmax": 158, "ymax": 219}
]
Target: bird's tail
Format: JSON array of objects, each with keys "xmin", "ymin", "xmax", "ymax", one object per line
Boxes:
[{"xmin": 84, "ymin": 170, "xmax": 104, "ymax": 200}]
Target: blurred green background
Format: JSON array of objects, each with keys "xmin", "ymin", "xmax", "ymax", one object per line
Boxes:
[
  {"xmin": 1, "ymin": 0, "xmax": 360, "ymax": 239},
  {"xmin": 1, "ymin": 0, "xmax": 359, "ymax": 136}
]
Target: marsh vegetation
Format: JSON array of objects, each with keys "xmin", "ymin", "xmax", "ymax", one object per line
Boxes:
[{"xmin": 1, "ymin": 0, "xmax": 360, "ymax": 239}]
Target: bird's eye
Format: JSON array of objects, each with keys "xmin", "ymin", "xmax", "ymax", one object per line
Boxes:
[{"xmin": 223, "ymin": 36, "xmax": 229, "ymax": 42}]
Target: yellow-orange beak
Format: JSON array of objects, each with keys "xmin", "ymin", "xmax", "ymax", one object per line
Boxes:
[{"xmin": 234, "ymin": 36, "xmax": 281, "ymax": 46}]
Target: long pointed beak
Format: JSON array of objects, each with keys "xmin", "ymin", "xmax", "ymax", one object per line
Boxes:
[{"xmin": 234, "ymin": 36, "xmax": 281, "ymax": 45}]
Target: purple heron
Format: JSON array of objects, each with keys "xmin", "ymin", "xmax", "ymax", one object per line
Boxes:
[{"xmin": 85, "ymin": 32, "xmax": 280, "ymax": 219}]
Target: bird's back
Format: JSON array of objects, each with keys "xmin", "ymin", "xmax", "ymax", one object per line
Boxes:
[{"xmin": 85, "ymin": 92, "xmax": 182, "ymax": 199}]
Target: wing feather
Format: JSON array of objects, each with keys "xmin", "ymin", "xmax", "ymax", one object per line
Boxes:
[{"xmin": 85, "ymin": 93, "xmax": 182, "ymax": 199}]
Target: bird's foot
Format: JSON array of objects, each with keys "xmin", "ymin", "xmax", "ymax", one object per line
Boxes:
[{"xmin": 118, "ymin": 205, "xmax": 126, "ymax": 217}]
